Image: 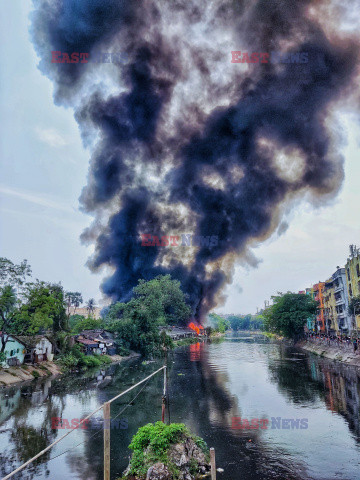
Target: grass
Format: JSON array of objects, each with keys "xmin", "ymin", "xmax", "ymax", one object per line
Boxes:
[
  {"xmin": 120, "ymin": 422, "xmax": 209, "ymax": 479},
  {"xmin": 38, "ymin": 364, "xmax": 49, "ymax": 372},
  {"xmin": 175, "ymin": 337, "xmax": 202, "ymax": 346}
]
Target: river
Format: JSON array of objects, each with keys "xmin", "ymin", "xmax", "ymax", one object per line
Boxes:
[{"xmin": 0, "ymin": 334, "xmax": 359, "ymax": 480}]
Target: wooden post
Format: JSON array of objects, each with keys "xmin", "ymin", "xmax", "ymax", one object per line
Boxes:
[
  {"xmin": 161, "ymin": 366, "xmax": 167, "ymax": 423},
  {"xmin": 103, "ymin": 402, "xmax": 110, "ymax": 480},
  {"xmin": 210, "ymin": 447, "xmax": 216, "ymax": 480}
]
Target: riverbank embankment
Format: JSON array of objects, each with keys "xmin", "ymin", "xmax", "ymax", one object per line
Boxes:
[
  {"xmin": 298, "ymin": 340, "xmax": 360, "ymax": 367},
  {"xmin": 0, "ymin": 361, "xmax": 61, "ymax": 387},
  {"xmin": 0, "ymin": 353, "xmax": 138, "ymax": 387}
]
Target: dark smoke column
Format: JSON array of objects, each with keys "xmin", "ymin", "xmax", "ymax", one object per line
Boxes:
[{"xmin": 30, "ymin": 0, "xmax": 359, "ymax": 320}]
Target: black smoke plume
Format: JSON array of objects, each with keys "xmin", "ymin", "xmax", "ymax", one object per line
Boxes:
[{"xmin": 30, "ymin": 0, "xmax": 359, "ymax": 320}]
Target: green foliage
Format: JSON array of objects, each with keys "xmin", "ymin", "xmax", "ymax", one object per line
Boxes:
[
  {"xmin": 71, "ymin": 316, "xmax": 103, "ymax": 333},
  {"xmin": 65, "ymin": 291, "xmax": 83, "ymax": 317},
  {"xmin": 116, "ymin": 345, "xmax": 130, "ymax": 356},
  {"xmin": 348, "ymin": 296, "xmax": 360, "ymax": 317},
  {"xmin": 107, "ymin": 275, "xmax": 191, "ymax": 356},
  {"xmin": 58, "ymin": 345, "xmax": 112, "ymax": 370},
  {"xmin": 68, "ymin": 314, "xmax": 86, "ymax": 330},
  {"xmin": 263, "ymin": 292, "xmax": 318, "ymax": 340},
  {"xmin": 126, "ymin": 422, "xmax": 208, "ymax": 479},
  {"xmin": 0, "ymin": 258, "xmax": 31, "ymax": 289},
  {"xmin": 208, "ymin": 313, "xmax": 230, "ymax": 333},
  {"xmin": 228, "ymin": 314, "xmax": 264, "ymax": 331},
  {"xmin": 0, "ymin": 351, "xmax": 6, "ymax": 363},
  {"xmin": 31, "ymin": 370, "xmax": 40, "ymax": 378},
  {"xmin": 175, "ymin": 337, "xmax": 200, "ymax": 346},
  {"xmin": 13, "ymin": 281, "xmax": 67, "ymax": 335}
]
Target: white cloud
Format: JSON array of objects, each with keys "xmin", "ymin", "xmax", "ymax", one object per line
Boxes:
[
  {"xmin": 35, "ymin": 126, "xmax": 68, "ymax": 147},
  {"xmin": 0, "ymin": 185, "xmax": 74, "ymax": 213}
]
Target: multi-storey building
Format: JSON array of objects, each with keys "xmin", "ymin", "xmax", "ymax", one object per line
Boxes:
[
  {"xmin": 313, "ymin": 282, "xmax": 325, "ymax": 333},
  {"xmin": 345, "ymin": 245, "xmax": 360, "ymax": 330},
  {"xmin": 323, "ymin": 278, "xmax": 337, "ymax": 334},
  {"xmin": 332, "ymin": 267, "xmax": 351, "ymax": 333}
]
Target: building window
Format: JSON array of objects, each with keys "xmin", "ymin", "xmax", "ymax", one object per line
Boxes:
[
  {"xmin": 357, "ymin": 264, "xmax": 360, "ymax": 277},
  {"xmin": 349, "ymin": 284, "xmax": 353, "ymax": 297},
  {"xmin": 347, "ymin": 268, "xmax": 351, "ymax": 279}
]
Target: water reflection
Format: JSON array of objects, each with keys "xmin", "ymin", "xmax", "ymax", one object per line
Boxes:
[{"xmin": 0, "ymin": 339, "xmax": 359, "ymax": 479}]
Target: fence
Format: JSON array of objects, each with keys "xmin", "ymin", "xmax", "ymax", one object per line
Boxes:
[{"xmin": 2, "ymin": 365, "xmax": 166, "ymax": 480}]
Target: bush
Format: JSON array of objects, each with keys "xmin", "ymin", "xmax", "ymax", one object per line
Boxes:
[
  {"xmin": 58, "ymin": 345, "xmax": 113, "ymax": 370},
  {"xmin": 126, "ymin": 422, "xmax": 208, "ymax": 478},
  {"xmin": 116, "ymin": 346, "xmax": 130, "ymax": 356},
  {"xmin": 82, "ymin": 355, "xmax": 101, "ymax": 368},
  {"xmin": 31, "ymin": 370, "xmax": 40, "ymax": 378},
  {"xmin": 58, "ymin": 353, "xmax": 79, "ymax": 369}
]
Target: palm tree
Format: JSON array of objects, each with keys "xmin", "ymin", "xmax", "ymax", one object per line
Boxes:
[{"xmin": 86, "ymin": 298, "xmax": 96, "ymax": 317}]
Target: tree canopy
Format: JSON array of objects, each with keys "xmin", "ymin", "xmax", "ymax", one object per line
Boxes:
[
  {"xmin": 263, "ymin": 292, "xmax": 318, "ymax": 340},
  {"xmin": 106, "ymin": 275, "xmax": 190, "ymax": 355}
]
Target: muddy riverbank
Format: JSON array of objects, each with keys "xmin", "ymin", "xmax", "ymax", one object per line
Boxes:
[{"xmin": 0, "ymin": 353, "xmax": 139, "ymax": 388}]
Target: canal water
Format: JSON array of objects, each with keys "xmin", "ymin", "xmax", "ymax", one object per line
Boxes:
[{"xmin": 0, "ymin": 334, "xmax": 360, "ymax": 480}]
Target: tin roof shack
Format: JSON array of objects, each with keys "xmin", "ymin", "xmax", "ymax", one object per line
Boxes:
[
  {"xmin": 15, "ymin": 336, "xmax": 54, "ymax": 364},
  {"xmin": 75, "ymin": 330, "xmax": 116, "ymax": 355},
  {"xmin": 76, "ymin": 337, "xmax": 99, "ymax": 355},
  {"xmin": 0, "ymin": 334, "xmax": 26, "ymax": 367}
]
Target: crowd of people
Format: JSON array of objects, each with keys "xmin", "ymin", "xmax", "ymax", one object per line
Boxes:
[{"xmin": 306, "ymin": 332, "xmax": 360, "ymax": 353}]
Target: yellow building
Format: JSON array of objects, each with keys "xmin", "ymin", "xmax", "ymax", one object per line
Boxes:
[
  {"xmin": 323, "ymin": 278, "xmax": 338, "ymax": 333},
  {"xmin": 345, "ymin": 245, "xmax": 360, "ymax": 329}
]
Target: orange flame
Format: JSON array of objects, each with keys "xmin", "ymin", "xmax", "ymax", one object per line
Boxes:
[
  {"xmin": 188, "ymin": 322, "xmax": 200, "ymax": 334},
  {"xmin": 188, "ymin": 322, "xmax": 204, "ymax": 335}
]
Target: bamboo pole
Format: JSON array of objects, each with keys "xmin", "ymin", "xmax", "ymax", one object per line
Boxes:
[
  {"xmin": 161, "ymin": 366, "xmax": 167, "ymax": 423},
  {"xmin": 103, "ymin": 402, "xmax": 111, "ymax": 480},
  {"xmin": 210, "ymin": 447, "xmax": 216, "ymax": 480}
]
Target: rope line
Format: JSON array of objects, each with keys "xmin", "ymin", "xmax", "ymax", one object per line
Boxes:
[
  {"xmin": 2, "ymin": 365, "xmax": 166, "ymax": 480},
  {"xmin": 47, "ymin": 377, "xmax": 151, "ymax": 462}
]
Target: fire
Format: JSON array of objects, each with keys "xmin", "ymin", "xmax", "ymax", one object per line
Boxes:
[{"xmin": 188, "ymin": 322, "xmax": 204, "ymax": 335}]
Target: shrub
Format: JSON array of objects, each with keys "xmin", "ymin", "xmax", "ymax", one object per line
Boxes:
[
  {"xmin": 58, "ymin": 353, "xmax": 79, "ymax": 369},
  {"xmin": 31, "ymin": 370, "xmax": 40, "ymax": 378},
  {"xmin": 82, "ymin": 355, "xmax": 101, "ymax": 368},
  {"xmin": 116, "ymin": 346, "xmax": 130, "ymax": 356},
  {"xmin": 126, "ymin": 422, "xmax": 208, "ymax": 479}
]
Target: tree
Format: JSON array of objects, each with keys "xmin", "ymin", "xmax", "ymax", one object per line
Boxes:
[
  {"xmin": 208, "ymin": 313, "xmax": 230, "ymax": 333},
  {"xmin": 0, "ymin": 286, "xmax": 18, "ymax": 354},
  {"xmin": 263, "ymin": 292, "xmax": 318, "ymax": 340},
  {"xmin": 0, "ymin": 258, "xmax": 31, "ymax": 290},
  {"xmin": 13, "ymin": 281, "xmax": 68, "ymax": 335},
  {"xmin": 107, "ymin": 275, "xmax": 191, "ymax": 356},
  {"xmin": 72, "ymin": 317, "xmax": 103, "ymax": 333},
  {"xmin": 348, "ymin": 296, "xmax": 360, "ymax": 330},
  {"xmin": 132, "ymin": 275, "xmax": 191, "ymax": 326},
  {"xmin": 86, "ymin": 298, "xmax": 96, "ymax": 317},
  {"xmin": 0, "ymin": 258, "xmax": 32, "ymax": 354},
  {"xmin": 65, "ymin": 291, "xmax": 83, "ymax": 317}
]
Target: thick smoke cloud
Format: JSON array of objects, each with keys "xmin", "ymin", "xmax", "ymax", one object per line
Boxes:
[{"xmin": 31, "ymin": 0, "xmax": 359, "ymax": 320}]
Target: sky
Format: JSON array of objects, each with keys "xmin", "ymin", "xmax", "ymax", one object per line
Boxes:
[{"xmin": 1, "ymin": 1, "xmax": 360, "ymax": 314}]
